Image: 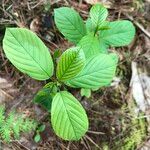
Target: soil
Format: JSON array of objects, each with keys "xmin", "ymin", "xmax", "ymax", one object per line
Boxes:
[{"xmin": 0, "ymin": 0, "xmax": 150, "ymax": 149}]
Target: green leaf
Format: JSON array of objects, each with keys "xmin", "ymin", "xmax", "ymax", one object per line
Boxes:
[
  {"xmin": 54, "ymin": 7, "xmax": 86, "ymax": 44},
  {"xmin": 53, "ymin": 49, "xmax": 61, "ymax": 59},
  {"xmin": 81, "ymin": 88, "xmax": 91, "ymax": 98},
  {"xmin": 65, "ymin": 53, "xmax": 118, "ymax": 89},
  {"xmin": 90, "ymin": 4, "xmax": 108, "ymax": 29},
  {"xmin": 34, "ymin": 133, "xmax": 41, "ymax": 143},
  {"xmin": 51, "ymin": 91, "xmax": 89, "ymax": 140},
  {"xmin": 56, "ymin": 47, "xmax": 85, "ymax": 81},
  {"xmin": 38, "ymin": 124, "xmax": 46, "ymax": 132},
  {"xmin": 33, "ymin": 82, "xmax": 57, "ymax": 112},
  {"xmin": 3, "ymin": 28, "xmax": 54, "ymax": 80},
  {"xmin": 99, "ymin": 20, "xmax": 135, "ymax": 47},
  {"xmin": 98, "ymin": 21, "xmax": 110, "ymax": 30},
  {"xmin": 78, "ymin": 33, "xmax": 106, "ymax": 58}
]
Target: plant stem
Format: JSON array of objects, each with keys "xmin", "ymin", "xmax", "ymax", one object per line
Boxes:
[{"xmin": 94, "ymin": 26, "xmax": 98, "ymax": 36}]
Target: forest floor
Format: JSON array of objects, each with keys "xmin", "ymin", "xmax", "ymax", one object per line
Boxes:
[{"xmin": 0, "ymin": 0, "xmax": 150, "ymax": 150}]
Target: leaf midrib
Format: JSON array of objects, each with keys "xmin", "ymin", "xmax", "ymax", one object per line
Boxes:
[
  {"xmin": 8, "ymin": 30, "xmax": 50, "ymax": 77},
  {"xmin": 69, "ymin": 64, "xmax": 115, "ymax": 81},
  {"xmin": 60, "ymin": 93, "xmax": 78, "ymax": 139}
]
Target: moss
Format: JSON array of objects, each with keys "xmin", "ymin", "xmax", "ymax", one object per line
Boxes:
[
  {"xmin": 115, "ymin": 107, "xmax": 147, "ymax": 150},
  {"xmin": 103, "ymin": 101, "xmax": 147, "ymax": 150}
]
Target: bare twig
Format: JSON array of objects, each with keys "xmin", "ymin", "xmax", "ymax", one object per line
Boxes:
[
  {"xmin": 81, "ymin": 137, "xmax": 91, "ymax": 150},
  {"xmin": 87, "ymin": 130, "xmax": 105, "ymax": 135},
  {"xmin": 84, "ymin": 135, "xmax": 101, "ymax": 150}
]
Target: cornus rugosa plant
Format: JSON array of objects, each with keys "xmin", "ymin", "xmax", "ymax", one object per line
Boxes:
[{"xmin": 2, "ymin": 4, "xmax": 135, "ymax": 141}]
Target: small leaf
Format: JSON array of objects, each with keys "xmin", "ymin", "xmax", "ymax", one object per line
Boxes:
[
  {"xmin": 86, "ymin": 18, "xmax": 109, "ymax": 33},
  {"xmin": 54, "ymin": 7, "xmax": 86, "ymax": 44},
  {"xmin": 78, "ymin": 33, "xmax": 105, "ymax": 58},
  {"xmin": 38, "ymin": 124, "xmax": 46, "ymax": 132},
  {"xmin": 81, "ymin": 88, "xmax": 91, "ymax": 98},
  {"xmin": 90, "ymin": 4, "xmax": 108, "ymax": 29},
  {"xmin": 56, "ymin": 47, "xmax": 85, "ymax": 81},
  {"xmin": 99, "ymin": 20, "xmax": 135, "ymax": 47},
  {"xmin": 34, "ymin": 133, "xmax": 41, "ymax": 143},
  {"xmin": 3, "ymin": 28, "xmax": 54, "ymax": 80},
  {"xmin": 53, "ymin": 49, "xmax": 61, "ymax": 59},
  {"xmin": 33, "ymin": 82, "xmax": 57, "ymax": 112},
  {"xmin": 51, "ymin": 91, "xmax": 89, "ymax": 140},
  {"xmin": 65, "ymin": 53, "xmax": 118, "ymax": 89},
  {"xmin": 98, "ymin": 21, "xmax": 110, "ymax": 30}
]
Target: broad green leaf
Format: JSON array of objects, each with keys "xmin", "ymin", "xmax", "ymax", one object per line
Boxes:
[
  {"xmin": 33, "ymin": 82, "xmax": 57, "ymax": 112},
  {"xmin": 51, "ymin": 91, "xmax": 89, "ymax": 140},
  {"xmin": 3, "ymin": 28, "xmax": 54, "ymax": 80},
  {"xmin": 81, "ymin": 88, "xmax": 91, "ymax": 98},
  {"xmin": 54, "ymin": 7, "xmax": 86, "ymax": 44},
  {"xmin": 56, "ymin": 47, "xmax": 85, "ymax": 81},
  {"xmin": 90, "ymin": 4, "xmax": 108, "ymax": 29},
  {"xmin": 65, "ymin": 53, "xmax": 118, "ymax": 89},
  {"xmin": 99, "ymin": 20, "xmax": 135, "ymax": 47},
  {"xmin": 78, "ymin": 33, "xmax": 105, "ymax": 58}
]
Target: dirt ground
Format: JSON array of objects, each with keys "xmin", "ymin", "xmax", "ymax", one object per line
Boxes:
[{"xmin": 0, "ymin": 0, "xmax": 150, "ymax": 149}]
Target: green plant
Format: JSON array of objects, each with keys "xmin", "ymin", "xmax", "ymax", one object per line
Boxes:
[
  {"xmin": 0, "ymin": 105, "xmax": 37, "ymax": 143},
  {"xmin": 2, "ymin": 4, "xmax": 135, "ymax": 141},
  {"xmin": 34, "ymin": 124, "xmax": 46, "ymax": 143},
  {"xmin": 54, "ymin": 4, "xmax": 135, "ymax": 96}
]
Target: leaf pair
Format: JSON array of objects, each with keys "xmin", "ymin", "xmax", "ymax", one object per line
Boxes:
[
  {"xmin": 34, "ymin": 84, "xmax": 89, "ymax": 141},
  {"xmin": 66, "ymin": 53, "xmax": 118, "ymax": 89},
  {"xmin": 56, "ymin": 46, "xmax": 118, "ymax": 89},
  {"xmin": 86, "ymin": 4, "xmax": 135, "ymax": 53}
]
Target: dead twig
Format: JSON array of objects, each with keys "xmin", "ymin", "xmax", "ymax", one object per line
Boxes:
[
  {"xmin": 87, "ymin": 130, "xmax": 105, "ymax": 135},
  {"xmin": 84, "ymin": 135, "xmax": 101, "ymax": 150}
]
